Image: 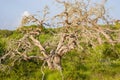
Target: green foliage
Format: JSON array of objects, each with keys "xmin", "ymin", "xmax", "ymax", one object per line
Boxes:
[
  {"xmin": 9, "ymin": 30, "xmax": 23, "ymax": 39},
  {"xmin": 17, "ymin": 25, "xmax": 38, "ymax": 33},
  {"xmin": 102, "ymin": 44, "xmax": 120, "ymax": 60},
  {"xmin": 0, "ymin": 38, "xmax": 7, "ymax": 56},
  {"xmin": 27, "ymin": 46, "xmax": 40, "ymax": 56},
  {"xmin": 0, "ymin": 25, "xmax": 120, "ymax": 80},
  {"xmin": 0, "ymin": 29, "xmax": 13, "ymax": 38},
  {"xmin": 114, "ymin": 22, "xmax": 120, "ymax": 29},
  {"xmin": 0, "ymin": 42, "xmax": 5, "ymax": 56},
  {"xmin": 61, "ymin": 50, "xmax": 91, "ymax": 80},
  {"xmin": 38, "ymin": 33, "xmax": 52, "ymax": 44},
  {"xmin": 0, "ymin": 60, "xmax": 43, "ymax": 80}
]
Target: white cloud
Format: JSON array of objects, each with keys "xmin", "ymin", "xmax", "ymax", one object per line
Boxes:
[{"xmin": 22, "ymin": 11, "xmax": 31, "ymax": 17}]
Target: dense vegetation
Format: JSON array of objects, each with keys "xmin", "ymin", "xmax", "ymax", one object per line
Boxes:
[
  {"xmin": 0, "ymin": 0, "xmax": 120, "ymax": 80},
  {"xmin": 0, "ymin": 24, "xmax": 120, "ymax": 80}
]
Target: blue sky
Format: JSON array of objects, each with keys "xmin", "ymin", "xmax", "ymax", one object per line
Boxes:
[{"xmin": 0, "ymin": 0, "xmax": 120, "ymax": 30}]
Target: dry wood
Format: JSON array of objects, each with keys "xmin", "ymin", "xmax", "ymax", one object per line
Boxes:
[{"xmin": 0, "ymin": 0, "xmax": 120, "ymax": 76}]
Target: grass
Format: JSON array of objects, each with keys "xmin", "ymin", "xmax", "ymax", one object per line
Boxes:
[{"xmin": 0, "ymin": 25, "xmax": 120, "ymax": 80}]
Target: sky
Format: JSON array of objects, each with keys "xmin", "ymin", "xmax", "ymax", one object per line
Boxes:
[{"xmin": 0, "ymin": 0, "xmax": 120, "ymax": 30}]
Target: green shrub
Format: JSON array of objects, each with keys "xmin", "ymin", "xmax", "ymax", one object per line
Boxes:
[
  {"xmin": 102, "ymin": 44, "xmax": 120, "ymax": 60},
  {"xmin": 0, "ymin": 60, "xmax": 43, "ymax": 80},
  {"xmin": 9, "ymin": 30, "xmax": 23, "ymax": 39},
  {"xmin": 0, "ymin": 38, "xmax": 7, "ymax": 56},
  {"xmin": 0, "ymin": 29, "xmax": 13, "ymax": 38}
]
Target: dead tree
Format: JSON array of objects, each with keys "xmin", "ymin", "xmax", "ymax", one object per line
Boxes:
[
  {"xmin": 0, "ymin": 0, "xmax": 120, "ymax": 75},
  {"xmin": 19, "ymin": 6, "xmax": 49, "ymax": 30},
  {"xmin": 0, "ymin": 29, "xmax": 78, "ymax": 71}
]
